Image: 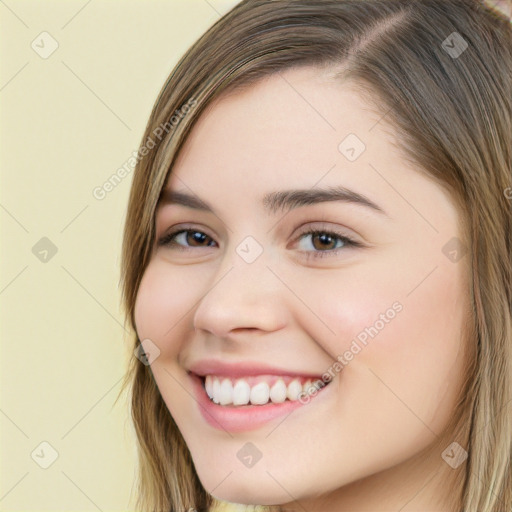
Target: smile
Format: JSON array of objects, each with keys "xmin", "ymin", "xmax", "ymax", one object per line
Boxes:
[
  {"xmin": 187, "ymin": 361, "xmax": 332, "ymax": 432},
  {"xmin": 203, "ymin": 374, "xmax": 327, "ymax": 406}
]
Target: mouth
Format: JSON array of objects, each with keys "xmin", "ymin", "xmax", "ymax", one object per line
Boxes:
[
  {"xmin": 188, "ymin": 366, "xmax": 332, "ymax": 433},
  {"xmin": 201, "ymin": 374, "xmax": 328, "ymax": 406}
]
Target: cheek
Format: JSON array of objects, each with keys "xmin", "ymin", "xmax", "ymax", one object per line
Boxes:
[
  {"xmin": 303, "ymin": 256, "xmax": 468, "ymax": 430},
  {"xmin": 289, "ymin": 264, "xmax": 405, "ymax": 360},
  {"xmin": 133, "ymin": 261, "xmax": 201, "ymax": 356},
  {"xmin": 378, "ymin": 265, "xmax": 468, "ymax": 427}
]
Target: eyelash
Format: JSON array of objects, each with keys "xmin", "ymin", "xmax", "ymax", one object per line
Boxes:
[{"xmin": 157, "ymin": 226, "xmax": 362, "ymax": 260}]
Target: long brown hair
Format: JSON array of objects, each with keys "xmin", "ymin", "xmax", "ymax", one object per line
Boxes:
[{"xmin": 116, "ymin": 1, "xmax": 512, "ymax": 510}]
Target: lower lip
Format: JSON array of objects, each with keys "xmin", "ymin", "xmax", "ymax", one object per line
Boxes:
[{"xmin": 189, "ymin": 373, "xmax": 330, "ymax": 433}]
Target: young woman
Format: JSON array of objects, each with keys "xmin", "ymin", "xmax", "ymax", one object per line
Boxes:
[{"xmin": 117, "ymin": 1, "xmax": 512, "ymax": 511}]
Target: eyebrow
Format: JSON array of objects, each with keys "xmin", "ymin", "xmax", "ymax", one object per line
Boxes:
[{"xmin": 158, "ymin": 185, "xmax": 387, "ymax": 216}]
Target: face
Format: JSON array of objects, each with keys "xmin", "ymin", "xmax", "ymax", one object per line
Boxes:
[{"xmin": 133, "ymin": 66, "xmax": 471, "ymax": 508}]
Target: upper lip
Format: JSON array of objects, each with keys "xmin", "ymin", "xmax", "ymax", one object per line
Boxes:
[{"xmin": 188, "ymin": 359, "xmax": 324, "ymax": 379}]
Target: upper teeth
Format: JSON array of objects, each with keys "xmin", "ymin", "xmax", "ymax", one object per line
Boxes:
[{"xmin": 204, "ymin": 375, "xmax": 326, "ymax": 406}]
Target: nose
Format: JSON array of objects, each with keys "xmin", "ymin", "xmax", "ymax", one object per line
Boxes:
[{"xmin": 192, "ymin": 250, "xmax": 288, "ymax": 339}]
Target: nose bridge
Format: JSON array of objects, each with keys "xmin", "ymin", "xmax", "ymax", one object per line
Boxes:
[{"xmin": 192, "ymin": 238, "xmax": 286, "ymax": 336}]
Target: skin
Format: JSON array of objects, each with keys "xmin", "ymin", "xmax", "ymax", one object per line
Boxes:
[{"xmin": 134, "ymin": 66, "xmax": 471, "ymax": 511}]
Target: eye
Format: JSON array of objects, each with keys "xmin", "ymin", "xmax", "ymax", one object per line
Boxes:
[
  {"xmin": 157, "ymin": 228, "xmax": 217, "ymax": 250},
  {"xmin": 157, "ymin": 226, "xmax": 362, "ymax": 259},
  {"xmin": 294, "ymin": 229, "xmax": 362, "ymax": 259}
]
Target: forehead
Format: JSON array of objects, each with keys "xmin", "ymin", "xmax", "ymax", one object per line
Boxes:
[
  {"xmin": 162, "ymin": 67, "xmax": 437, "ymax": 223},
  {"xmin": 174, "ymin": 67, "xmax": 380, "ymax": 164}
]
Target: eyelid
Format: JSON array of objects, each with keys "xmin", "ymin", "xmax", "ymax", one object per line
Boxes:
[
  {"xmin": 293, "ymin": 221, "xmax": 360, "ymax": 240},
  {"xmin": 291, "ymin": 221, "xmax": 364, "ymax": 246}
]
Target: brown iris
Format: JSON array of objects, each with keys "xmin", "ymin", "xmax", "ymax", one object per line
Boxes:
[
  {"xmin": 310, "ymin": 232, "xmax": 338, "ymax": 251},
  {"xmin": 185, "ymin": 230, "xmax": 213, "ymax": 247}
]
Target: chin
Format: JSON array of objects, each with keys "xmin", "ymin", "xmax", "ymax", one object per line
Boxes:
[{"xmin": 198, "ymin": 469, "xmax": 291, "ymax": 507}]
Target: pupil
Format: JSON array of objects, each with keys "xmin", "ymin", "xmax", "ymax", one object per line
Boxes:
[
  {"xmin": 190, "ymin": 231, "xmax": 207, "ymax": 245},
  {"xmin": 315, "ymin": 233, "xmax": 334, "ymax": 249}
]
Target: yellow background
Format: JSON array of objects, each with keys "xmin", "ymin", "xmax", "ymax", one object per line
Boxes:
[{"xmin": 0, "ymin": 1, "xmax": 247, "ymax": 511}]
